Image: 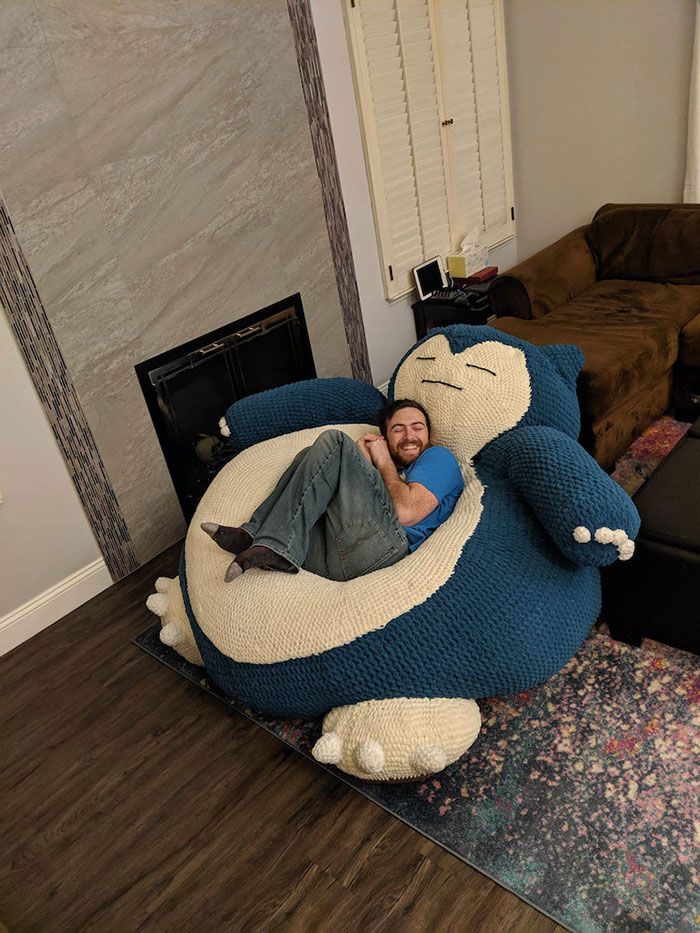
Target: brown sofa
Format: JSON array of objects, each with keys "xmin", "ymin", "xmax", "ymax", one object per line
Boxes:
[{"xmin": 490, "ymin": 203, "xmax": 700, "ymax": 469}]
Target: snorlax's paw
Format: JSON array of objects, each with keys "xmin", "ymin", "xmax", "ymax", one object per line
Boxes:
[
  {"xmin": 572, "ymin": 526, "xmax": 636, "ymax": 562},
  {"xmin": 311, "ymin": 697, "xmax": 481, "ymax": 781},
  {"xmin": 146, "ymin": 575, "xmax": 203, "ymax": 665}
]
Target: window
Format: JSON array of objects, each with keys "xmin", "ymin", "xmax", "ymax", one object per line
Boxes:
[{"xmin": 344, "ymin": 0, "xmax": 515, "ymax": 299}]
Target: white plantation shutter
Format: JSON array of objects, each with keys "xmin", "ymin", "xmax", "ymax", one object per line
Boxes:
[
  {"xmin": 346, "ymin": 0, "xmax": 514, "ymax": 299},
  {"xmin": 396, "ymin": 0, "xmax": 452, "ymax": 261},
  {"xmin": 467, "ymin": 0, "xmax": 510, "ymax": 234},
  {"xmin": 352, "ymin": 0, "xmax": 452, "ymax": 293},
  {"xmin": 437, "ymin": 0, "xmax": 483, "ymax": 235},
  {"xmin": 361, "ymin": 0, "xmax": 422, "ymax": 285}
]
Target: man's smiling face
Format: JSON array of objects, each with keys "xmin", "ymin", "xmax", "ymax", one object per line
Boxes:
[{"xmin": 385, "ymin": 406, "xmax": 430, "ymax": 469}]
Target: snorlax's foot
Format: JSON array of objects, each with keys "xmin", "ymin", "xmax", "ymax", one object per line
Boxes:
[
  {"xmin": 201, "ymin": 522, "xmax": 252, "ymax": 556},
  {"xmin": 224, "ymin": 545, "xmax": 298, "ymax": 582},
  {"xmin": 312, "ymin": 697, "xmax": 481, "ymax": 781},
  {"xmin": 145, "ymin": 575, "xmax": 202, "ymax": 666}
]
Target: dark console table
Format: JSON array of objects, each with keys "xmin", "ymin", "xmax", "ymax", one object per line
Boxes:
[{"xmin": 602, "ymin": 417, "xmax": 700, "ymax": 654}]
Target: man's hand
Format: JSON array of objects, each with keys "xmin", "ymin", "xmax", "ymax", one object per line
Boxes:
[
  {"xmin": 356, "ymin": 432, "xmax": 383, "ymax": 465},
  {"xmin": 367, "ymin": 437, "xmax": 392, "ymax": 468}
]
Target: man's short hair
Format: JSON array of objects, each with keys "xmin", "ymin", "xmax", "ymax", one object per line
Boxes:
[{"xmin": 378, "ymin": 398, "xmax": 431, "ymax": 437}]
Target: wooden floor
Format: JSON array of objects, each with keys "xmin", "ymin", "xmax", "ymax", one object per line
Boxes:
[{"xmin": 1, "ymin": 545, "xmax": 566, "ymax": 932}]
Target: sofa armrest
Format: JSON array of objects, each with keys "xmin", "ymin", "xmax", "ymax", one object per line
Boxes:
[
  {"xmin": 490, "ymin": 225, "xmax": 596, "ymax": 319},
  {"xmin": 679, "ymin": 313, "xmax": 700, "ymax": 368}
]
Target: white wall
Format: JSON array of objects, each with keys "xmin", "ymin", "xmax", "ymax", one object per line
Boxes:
[
  {"xmin": 0, "ymin": 308, "xmax": 104, "ymax": 622},
  {"xmin": 504, "ymin": 0, "xmax": 697, "ymax": 260},
  {"xmin": 311, "ymin": 0, "xmax": 518, "ymax": 387}
]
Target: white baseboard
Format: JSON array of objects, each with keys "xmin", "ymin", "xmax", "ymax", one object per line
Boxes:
[
  {"xmin": 376, "ymin": 380, "xmax": 390, "ymax": 395},
  {"xmin": 0, "ymin": 559, "xmax": 112, "ymax": 657}
]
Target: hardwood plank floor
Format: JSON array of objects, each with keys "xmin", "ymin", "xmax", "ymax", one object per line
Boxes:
[{"xmin": 1, "ymin": 544, "xmax": 567, "ymax": 931}]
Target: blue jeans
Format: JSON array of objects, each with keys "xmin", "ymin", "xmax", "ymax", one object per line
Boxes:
[{"xmin": 242, "ymin": 429, "xmax": 409, "ymax": 581}]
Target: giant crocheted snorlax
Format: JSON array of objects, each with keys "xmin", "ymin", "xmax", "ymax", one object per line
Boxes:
[{"xmin": 147, "ymin": 325, "xmax": 640, "ymax": 781}]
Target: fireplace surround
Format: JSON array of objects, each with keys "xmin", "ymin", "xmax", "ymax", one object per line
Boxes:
[{"xmin": 0, "ymin": 0, "xmax": 368, "ymax": 579}]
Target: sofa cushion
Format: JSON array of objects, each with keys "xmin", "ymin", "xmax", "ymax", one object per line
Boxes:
[
  {"xmin": 494, "ymin": 280, "xmax": 700, "ymax": 423},
  {"xmin": 557, "ymin": 279, "xmax": 700, "ymax": 330},
  {"xmin": 587, "ymin": 206, "xmax": 700, "ymax": 283}
]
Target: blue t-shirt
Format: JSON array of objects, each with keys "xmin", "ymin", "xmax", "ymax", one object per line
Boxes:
[{"xmin": 401, "ymin": 446, "xmax": 464, "ymax": 552}]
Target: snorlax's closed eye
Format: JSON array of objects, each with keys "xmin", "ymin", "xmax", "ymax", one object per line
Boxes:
[{"xmin": 465, "ymin": 363, "xmax": 496, "ymax": 377}]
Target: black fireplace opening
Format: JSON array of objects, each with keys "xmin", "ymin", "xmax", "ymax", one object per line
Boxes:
[{"xmin": 136, "ymin": 293, "xmax": 316, "ymax": 522}]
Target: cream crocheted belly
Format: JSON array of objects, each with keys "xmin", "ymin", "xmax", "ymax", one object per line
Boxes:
[{"xmin": 188, "ymin": 424, "xmax": 484, "ymax": 665}]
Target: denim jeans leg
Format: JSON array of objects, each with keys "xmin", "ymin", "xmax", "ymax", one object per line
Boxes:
[
  {"xmin": 241, "ymin": 446, "xmax": 309, "ymax": 540},
  {"xmin": 319, "ymin": 444, "xmax": 409, "ymax": 581},
  {"xmin": 246, "ymin": 429, "xmax": 408, "ymax": 578}
]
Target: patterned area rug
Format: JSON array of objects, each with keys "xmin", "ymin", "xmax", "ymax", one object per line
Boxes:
[
  {"xmin": 134, "ymin": 417, "xmax": 699, "ymax": 932},
  {"xmin": 609, "ymin": 415, "xmax": 692, "ymax": 495}
]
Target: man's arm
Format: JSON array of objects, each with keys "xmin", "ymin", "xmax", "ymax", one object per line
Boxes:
[{"xmin": 357, "ymin": 434, "xmax": 437, "ymax": 525}]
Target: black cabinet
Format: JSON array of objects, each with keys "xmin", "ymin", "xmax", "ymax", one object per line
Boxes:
[{"xmin": 412, "ymin": 286, "xmax": 493, "ymax": 340}]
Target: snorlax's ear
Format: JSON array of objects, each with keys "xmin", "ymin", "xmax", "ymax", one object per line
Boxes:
[{"xmin": 541, "ymin": 344, "xmax": 584, "ymax": 386}]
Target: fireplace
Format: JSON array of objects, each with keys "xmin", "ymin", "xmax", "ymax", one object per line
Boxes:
[{"xmin": 136, "ymin": 294, "xmax": 316, "ymax": 521}]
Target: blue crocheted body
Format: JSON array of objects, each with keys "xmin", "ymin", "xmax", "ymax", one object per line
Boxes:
[
  {"xmin": 221, "ymin": 376, "xmax": 386, "ymax": 454},
  {"xmin": 182, "ymin": 471, "xmax": 601, "ymax": 717},
  {"xmin": 182, "ymin": 325, "xmax": 640, "ymax": 716}
]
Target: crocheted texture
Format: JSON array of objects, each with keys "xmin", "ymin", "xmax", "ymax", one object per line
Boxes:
[
  {"xmin": 389, "ymin": 325, "xmax": 584, "ymax": 442},
  {"xmin": 188, "ymin": 424, "xmax": 484, "ymax": 667},
  {"xmin": 182, "ymin": 451, "xmax": 603, "ymax": 717},
  {"xmin": 315, "ymin": 697, "xmax": 481, "ymax": 781},
  {"xmin": 178, "ymin": 326, "xmax": 638, "ymax": 705},
  {"xmin": 482, "ymin": 426, "xmax": 640, "ymax": 566},
  {"xmin": 154, "ymin": 324, "xmax": 640, "ymax": 778},
  {"xmin": 221, "ymin": 377, "xmax": 386, "ymax": 454}
]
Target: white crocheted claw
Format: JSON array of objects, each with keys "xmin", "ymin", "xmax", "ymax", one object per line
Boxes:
[
  {"xmin": 412, "ymin": 744, "xmax": 447, "ymax": 774},
  {"xmin": 575, "ymin": 526, "xmax": 636, "ymax": 562},
  {"xmin": 618, "ymin": 538, "xmax": 636, "ymax": 561},
  {"xmin": 356, "ymin": 740, "xmax": 385, "ymax": 774},
  {"xmin": 312, "ymin": 731, "xmax": 343, "ymax": 764},
  {"xmin": 219, "ymin": 416, "xmax": 231, "ymax": 438},
  {"xmin": 159, "ymin": 621, "xmax": 183, "ymax": 647},
  {"xmin": 594, "ymin": 527, "xmax": 615, "ymax": 545},
  {"xmin": 145, "ymin": 576, "xmax": 203, "ymax": 665},
  {"xmin": 593, "ymin": 527, "xmax": 636, "ymax": 561},
  {"xmin": 146, "ymin": 592, "xmax": 169, "ymax": 617}
]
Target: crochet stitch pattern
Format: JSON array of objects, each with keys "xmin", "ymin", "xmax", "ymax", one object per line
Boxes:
[{"xmin": 147, "ymin": 325, "xmax": 640, "ymax": 781}]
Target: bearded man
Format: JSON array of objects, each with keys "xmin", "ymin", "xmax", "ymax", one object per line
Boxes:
[{"xmin": 202, "ymin": 399, "xmax": 463, "ymax": 582}]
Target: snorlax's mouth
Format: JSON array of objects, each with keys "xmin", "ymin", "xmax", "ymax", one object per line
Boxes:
[{"xmin": 422, "ymin": 379, "xmax": 463, "ymax": 391}]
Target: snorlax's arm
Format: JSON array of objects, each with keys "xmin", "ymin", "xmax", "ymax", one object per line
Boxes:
[
  {"xmin": 220, "ymin": 377, "xmax": 386, "ymax": 454},
  {"xmin": 481, "ymin": 426, "xmax": 640, "ymax": 566}
]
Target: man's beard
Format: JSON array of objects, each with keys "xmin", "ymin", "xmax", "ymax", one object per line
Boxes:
[{"xmin": 392, "ymin": 440, "xmax": 426, "ymax": 470}]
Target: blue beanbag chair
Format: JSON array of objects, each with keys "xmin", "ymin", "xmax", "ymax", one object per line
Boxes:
[{"xmin": 147, "ymin": 326, "xmax": 640, "ymax": 781}]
